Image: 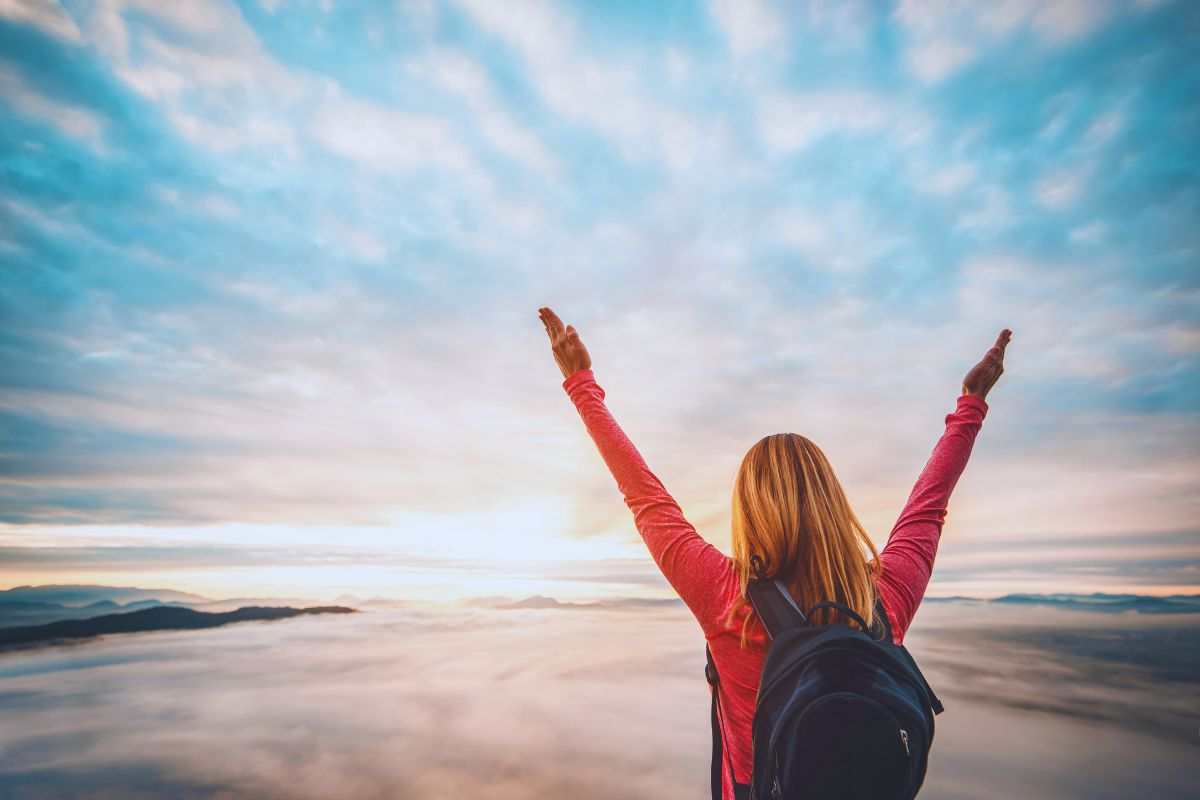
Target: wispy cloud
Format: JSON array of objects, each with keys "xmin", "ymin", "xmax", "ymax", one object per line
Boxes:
[{"xmin": 0, "ymin": 0, "xmax": 81, "ymax": 41}]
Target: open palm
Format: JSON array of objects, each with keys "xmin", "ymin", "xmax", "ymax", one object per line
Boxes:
[
  {"xmin": 962, "ymin": 328, "xmax": 1012, "ymax": 400},
  {"xmin": 538, "ymin": 306, "xmax": 592, "ymax": 380}
]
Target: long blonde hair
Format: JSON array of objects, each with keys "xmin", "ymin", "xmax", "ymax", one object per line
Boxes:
[{"xmin": 723, "ymin": 433, "xmax": 883, "ymax": 647}]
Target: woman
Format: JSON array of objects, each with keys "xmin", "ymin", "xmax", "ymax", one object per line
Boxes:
[{"xmin": 538, "ymin": 306, "xmax": 1010, "ymax": 800}]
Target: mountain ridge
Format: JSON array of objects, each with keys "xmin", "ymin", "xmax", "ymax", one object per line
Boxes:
[
  {"xmin": 0, "ymin": 605, "xmax": 357, "ymax": 650},
  {"xmin": 485, "ymin": 591, "xmax": 1200, "ymax": 614}
]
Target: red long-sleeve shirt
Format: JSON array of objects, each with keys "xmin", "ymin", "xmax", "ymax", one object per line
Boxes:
[{"xmin": 562, "ymin": 367, "xmax": 989, "ymax": 800}]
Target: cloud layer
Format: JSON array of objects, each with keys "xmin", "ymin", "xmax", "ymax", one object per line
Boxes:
[{"xmin": 0, "ymin": 605, "xmax": 1196, "ymax": 798}]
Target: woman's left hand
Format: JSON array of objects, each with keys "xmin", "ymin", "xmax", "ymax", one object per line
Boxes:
[
  {"xmin": 962, "ymin": 328, "xmax": 1012, "ymax": 400},
  {"xmin": 539, "ymin": 306, "xmax": 592, "ymax": 380}
]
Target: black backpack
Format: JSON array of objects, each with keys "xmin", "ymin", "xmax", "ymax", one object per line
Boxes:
[{"xmin": 705, "ymin": 576, "xmax": 944, "ymax": 800}]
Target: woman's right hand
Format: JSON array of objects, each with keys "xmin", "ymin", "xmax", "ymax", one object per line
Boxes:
[
  {"xmin": 962, "ymin": 328, "xmax": 1012, "ymax": 400},
  {"xmin": 538, "ymin": 306, "xmax": 592, "ymax": 380}
]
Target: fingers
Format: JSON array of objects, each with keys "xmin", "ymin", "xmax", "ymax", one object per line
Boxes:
[
  {"xmin": 985, "ymin": 328, "xmax": 1012, "ymax": 364},
  {"xmin": 547, "ymin": 310, "xmax": 565, "ymax": 340},
  {"xmin": 539, "ymin": 307, "xmax": 574, "ymax": 349},
  {"xmin": 539, "ymin": 308, "xmax": 586, "ymax": 372},
  {"xmin": 538, "ymin": 307, "xmax": 565, "ymax": 341},
  {"xmin": 994, "ymin": 328, "xmax": 1012, "ymax": 355}
]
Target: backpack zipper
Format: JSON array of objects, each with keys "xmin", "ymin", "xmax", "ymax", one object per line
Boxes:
[{"xmin": 899, "ymin": 728, "xmax": 910, "ymax": 757}]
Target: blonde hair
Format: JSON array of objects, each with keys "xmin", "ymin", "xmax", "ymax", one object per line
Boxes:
[{"xmin": 723, "ymin": 433, "xmax": 883, "ymax": 647}]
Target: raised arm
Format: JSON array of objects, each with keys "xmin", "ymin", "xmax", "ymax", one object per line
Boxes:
[
  {"xmin": 539, "ymin": 307, "xmax": 735, "ymax": 635},
  {"xmin": 877, "ymin": 329, "xmax": 1011, "ymax": 644}
]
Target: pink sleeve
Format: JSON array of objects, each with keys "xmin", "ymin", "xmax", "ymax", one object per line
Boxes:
[
  {"xmin": 877, "ymin": 393, "xmax": 989, "ymax": 644},
  {"xmin": 562, "ymin": 368, "xmax": 736, "ymax": 635}
]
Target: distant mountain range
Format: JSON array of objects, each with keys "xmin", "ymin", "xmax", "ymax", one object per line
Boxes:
[
  {"xmin": 482, "ymin": 595, "xmax": 684, "ymax": 611},
  {"xmin": 0, "ymin": 585, "xmax": 316, "ymax": 628},
  {"xmin": 0, "ymin": 605, "xmax": 356, "ymax": 650},
  {"xmin": 921, "ymin": 592, "xmax": 1200, "ymax": 614},
  {"xmin": 0, "ymin": 598, "xmax": 199, "ymax": 628},
  {"xmin": 0, "ymin": 584, "xmax": 207, "ymax": 606},
  {"xmin": 990, "ymin": 592, "xmax": 1200, "ymax": 613},
  {"xmin": 484, "ymin": 592, "xmax": 1200, "ymax": 614},
  {"xmin": 4, "ymin": 583, "xmax": 1196, "ymax": 643}
]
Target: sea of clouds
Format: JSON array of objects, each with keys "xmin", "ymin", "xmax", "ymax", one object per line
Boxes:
[{"xmin": 0, "ymin": 602, "xmax": 1196, "ymax": 798}]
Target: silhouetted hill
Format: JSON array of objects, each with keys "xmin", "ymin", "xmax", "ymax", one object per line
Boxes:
[
  {"xmin": 924, "ymin": 595, "xmax": 989, "ymax": 603},
  {"xmin": 0, "ymin": 584, "xmax": 207, "ymax": 607},
  {"xmin": 459, "ymin": 595, "xmax": 514, "ymax": 608},
  {"xmin": 0, "ymin": 601, "xmax": 63, "ymax": 612},
  {"xmin": 0, "ymin": 597, "xmax": 195, "ymax": 629},
  {"xmin": 596, "ymin": 597, "xmax": 686, "ymax": 610},
  {"xmin": 83, "ymin": 600, "xmax": 121, "ymax": 610},
  {"xmin": 123, "ymin": 599, "xmax": 190, "ymax": 611},
  {"xmin": 0, "ymin": 605, "xmax": 357, "ymax": 649},
  {"xmin": 991, "ymin": 592, "xmax": 1200, "ymax": 613},
  {"xmin": 0, "ymin": 586, "xmax": 322, "ymax": 628},
  {"xmin": 498, "ymin": 595, "xmax": 574, "ymax": 609},
  {"xmin": 489, "ymin": 595, "xmax": 684, "ymax": 611}
]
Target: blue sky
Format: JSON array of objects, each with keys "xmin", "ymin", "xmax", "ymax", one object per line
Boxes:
[{"xmin": 1, "ymin": 0, "xmax": 1197, "ymax": 600}]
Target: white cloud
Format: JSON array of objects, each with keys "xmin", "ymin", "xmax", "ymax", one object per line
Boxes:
[
  {"xmin": 318, "ymin": 217, "xmax": 388, "ymax": 264},
  {"xmin": 708, "ymin": 0, "xmax": 784, "ymax": 58},
  {"xmin": 84, "ymin": 0, "xmax": 306, "ymax": 154},
  {"xmin": 1068, "ymin": 221, "xmax": 1105, "ymax": 244},
  {"xmin": 166, "ymin": 107, "xmax": 297, "ymax": 154},
  {"xmin": 955, "ymin": 256, "xmax": 1140, "ymax": 382},
  {"xmin": 665, "ymin": 48, "xmax": 691, "ymax": 84},
  {"xmin": 310, "ymin": 88, "xmax": 471, "ymax": 175},
  {"xmin": 452, "ymin": 0, "xmax": 734, "ymax": 174},
  {"xmin": 956, "ymin": 186, "xmax": 1013, "ymax": 232},
  {"xmin": 1160, "ymin": 322, "xmax": 1200, "ymax": 355},
  {"xmin": 0, "ymin": 0, "xmax": 81, "ymax": 41},
  {"xmin": 799, "ymin": 0, "xmax": 873, "ymax": 48},
  {"xmin": 766, "ymin": 202, "xmax": 901, "ymax": 273},
  {"xmin": 757, "ymin": 90, "xmax": 928, "ymax": 153},
  {"xmin": 1083, "ymin": 108, "xmax": 1124, "ymax": 147},
  {"xmin": 710, "ymin": 0, "xmax": 874, "ymax": 61},
  {"xmin": 454, "ymin": 0, "xmax": 641, "ymax": 144},
  {"xmin": 1037, "ymin": 91, "xmax": 1078, "ymax": 142},
  {"xmin": 154, "ymin": 186, "xmax": 238, "ymax": 220},
  {"xmin": 1030, "ymin": 0, "xmax": 1114, "ymax": 43},
  {"xmin": 895, "ymin": 0, "xmax": 1126, "ymax": 83},
  {"xmin": 417, "ymin": 50, "xmax": 559, "ymax": 178},
  {"xmin": 924, "ymin": 162, "xmax": 978, "ymax": 195},
  {"xmin": 79, "ymin": 0, "xmax": 495, "ymax": 183},
  {"xmin": 0, "ymin": 63, "xmax": 105, "ymax": 147},
  {"xmin": 1034, "ymin": 167, "xmax": 1087, "ymax": 210},
  {"xmin": 907, "ymin": 37, "xmax": 975, "ymax": 82}
]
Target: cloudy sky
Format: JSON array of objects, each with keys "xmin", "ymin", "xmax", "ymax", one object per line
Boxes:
[{"xmin": 1, "ymin": 0, "xmax": 1196, "ymax": 600}]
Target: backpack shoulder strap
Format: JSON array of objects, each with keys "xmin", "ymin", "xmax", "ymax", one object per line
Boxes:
[
  {"xmin": 705, "ymin": 645, "xmax": 740, "ymax": 800},
  {"xmin": 873, "ymin": 595, "xmax": 893, "ymax": 642},
  {"xmin": 871, "ymin": 596, "xmax": 945, "ymax": 714},
  {"xmin": 746, "ymin": 578, "xmax": 807, "ymax": 640},
  {"xmin": 893, "ymin": 642, "xmax": 945, "ymax": 714}
]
